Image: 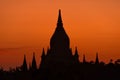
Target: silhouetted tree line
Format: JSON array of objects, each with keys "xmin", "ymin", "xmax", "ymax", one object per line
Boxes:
[{"xmin": 0, "ymin": 52, "xmax": 120, "ymax": 80}]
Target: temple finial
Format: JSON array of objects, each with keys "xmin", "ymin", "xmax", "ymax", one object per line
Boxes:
[{"xmin": 57, "ymin": 9, "xmax": 62, "ymax": 24}]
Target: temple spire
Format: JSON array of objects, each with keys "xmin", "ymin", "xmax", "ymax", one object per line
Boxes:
[
  {"xmin": 41, "ymin": 48, "xmax": 45, "ymax": 58},
  {"xmin": 31, "ymin": 52, "xmax": 37, "ymax": 71},
  {"xmin": 74, "ymin": 47, "xmax": 79, "ymax": 58},
  {"xmin": 50, "ymin": 9, "xmax": 70, "ymax": 50},
  {"xmin": 57, "ymin": 9, "xmax": 63, "ymax": 26},
  {"xmin": 39, "ymin": 48, "xmax": 46, "ymax": 69},
  {"xmin": 95, "ymin": 52, "xmax": 99, "ymax": 64},
  {"xmin": 74, "ymin": 47, "xmax": 79, "ymax": 63},
  {"xmin": 21, "ymin": 54, "xmax": 27, "ymax": 71}
]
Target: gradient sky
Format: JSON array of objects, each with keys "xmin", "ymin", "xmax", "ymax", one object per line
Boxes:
[{"xmin": 0, "ymin": 0, "xmax": 120, "ymax": 70}]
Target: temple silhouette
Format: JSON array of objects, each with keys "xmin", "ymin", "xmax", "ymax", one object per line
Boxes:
[
  {"xmin": 0, "ymin": 10, "xmax": 120, "ymax": 80},
  {"xmin": 40, "ymin": 10, "xmax": 79, "ymax": 69}
]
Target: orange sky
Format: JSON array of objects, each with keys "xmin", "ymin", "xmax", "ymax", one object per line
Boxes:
[{"xmin": 0, "ymin": 0, "xmax": 120, "ymax": 70}]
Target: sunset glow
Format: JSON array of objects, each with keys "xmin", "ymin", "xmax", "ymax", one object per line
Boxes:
[{"xmin": 0, "ymin": 0, "xmax": 120, "ymax": 70}]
